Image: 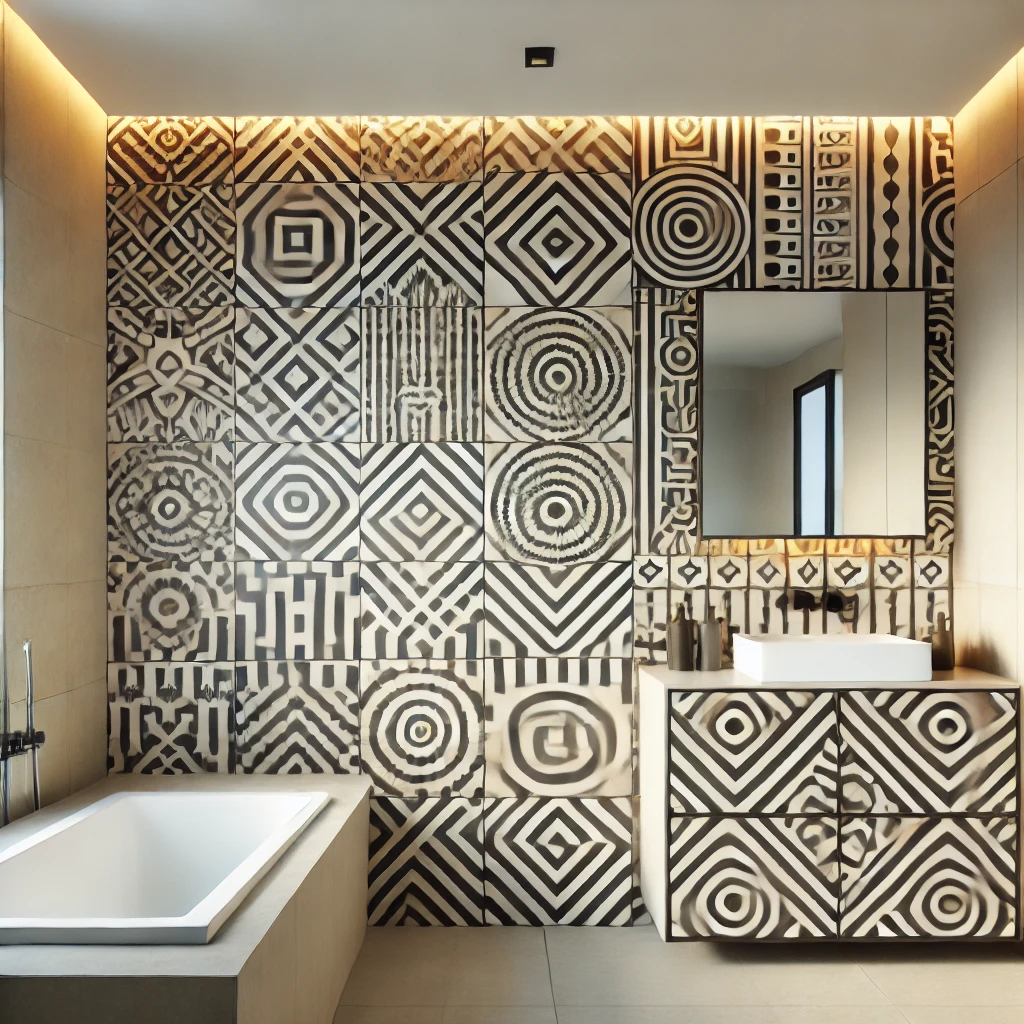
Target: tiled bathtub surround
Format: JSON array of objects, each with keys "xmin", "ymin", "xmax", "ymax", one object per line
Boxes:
[{"xmin": 105, "ymin": 115, "xmax": 955, "ymax": 925}]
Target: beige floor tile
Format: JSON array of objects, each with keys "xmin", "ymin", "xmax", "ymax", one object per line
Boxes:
[
  {"xmin": 336, "ymin": 1009, "xmax": 443, "ymax": 1024},
  {"xmin": 743, "ymin": 960, "xmax": 890, "ymax": 1007},
  {"xmin": 857, "ymin": 949, "xmax": 1024, "ymax": 1007},
  {"xmin": 767, "ymin": 1009, "xmax": 906, "ymax": 1024},
  {"xmin": 901, "ymin": 1009, "xmax": 1024, "ymax": 1024},
  {"xmin": 442, "ymin": 1009, "xmax": 558, "ymax": 1024},
  {"xmin": 558, "ymin": 1008, "xmax": 772, "ymax": 1024},
  {"xmin": 546, "ymin": 926, "xmax": 768, "ymax": 1007},
  {"xmin": 446, "ymin": 927, "xmax": 554, "ymax": 1006},
  {"xmin": 339, "ymin": 928, "xmax": 457, "ymax": 1007}
]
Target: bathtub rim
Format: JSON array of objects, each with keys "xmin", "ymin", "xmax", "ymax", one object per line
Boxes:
[
  {"xmin": 0, "ymin": 788, "xmax": 332, "ymax": 944},
  {"xmin": 0, "ymin": 773, "xmax": 370, "ymax": 977}
]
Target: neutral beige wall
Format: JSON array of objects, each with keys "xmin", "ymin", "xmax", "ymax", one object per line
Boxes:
[
  {"xmin": 952, "ymin": 47, "xmax": 1024, "ymax": 679},
  {"xmin": 2, "ymin": 3, "xmax": 106, "ymax": 818}
]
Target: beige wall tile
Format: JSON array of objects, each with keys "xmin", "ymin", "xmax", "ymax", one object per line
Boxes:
[
  {"xmin": 67, "ymin": 445, "xmax": 106, "ymax": 584},
  {"xmin": 979, "ymin": 583, "xmax": 1019, "ymax": 679},
  {"xmin": 953, "ymin": 583, "xmax": 980, "ymax": 667},
  {"xmin": 3, "ymin": 5, "xmax": 69, "ymax": 209},
  {"xmin": 4, "ymin": 584, "xmax": 68, "ymax": 702},
  {"xmin": 5, "ymin": 435, "xmax": 69, "ymax": 588},
  {"xmin": 67, "ymin": 678, "xmax": 107, "ymax": 796},
  {"xmin": 66, "ymin": 335, "xmax": 106, "ymax": 452},
  {"xmin": 4, "ymin": 311, "xmax": 68, "ymax": 446},
  {"xmin": 954, "ymin": 95, "xmax": 979, "ymax": 204},
  {"xmin": 3, "ymin": 180, "xmax": 69, "ymax": 333},
  {"xmin": 31, "ymin": 691, "xmax": 71, "ymax": 808},
  {"xmin": 67, "ymin": 580, "xmax": 106, "ymax": 688},
  {"xmin": 1019, "ymin": 49, "xmax": 1024, "ymax": 161},
  {"xmin": 977, "ymin": 54, "xmax": 1019, "ymax": 188}
]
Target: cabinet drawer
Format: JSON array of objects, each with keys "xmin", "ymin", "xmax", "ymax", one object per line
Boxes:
[
  {"xmin": 669, "ymin": 691, "xmax": 838, "ymax": 813},
  {"xmin": 839, "ymin": 816, "xmax": 1018, "ymax": 938},
  {"xmin": 839, "ymin": 690, "xmax": 1018, "ymax": 814},
  {"xmin": 668, "ymin": 816, "xmax": 839, "ymax": 939}
]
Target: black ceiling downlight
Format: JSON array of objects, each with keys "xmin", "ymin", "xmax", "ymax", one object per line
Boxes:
[{"xmin": 525, "ymin": 47, "xmax": 555, "ymax": 68}]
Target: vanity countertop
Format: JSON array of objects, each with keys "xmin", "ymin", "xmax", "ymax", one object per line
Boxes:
[{"xmin": 638, "ymin": 664, "xmax": 1017, "ymax": 691}]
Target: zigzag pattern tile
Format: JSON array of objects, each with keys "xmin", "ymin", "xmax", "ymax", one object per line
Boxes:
[
  {"xmin": 484, "ymin": 116, "xmax": 632, "ymax": 175},
  {"xmin": 839, "ymin": 690, "xmax": 1019, "ymax": 814},
  {"xmin": 670, "ymin": 691, "xmax": 839, "ymax": 814},
  {"xmin": 360, "ymin": 182, "xmax": 484, "ymax": 305},
  {"xmin": 840, "ymin": 816, "xmax": 1017, "ymax": 938},
  {"xmin": 234, "ymin": 661, "xmax": 360, "ymax": 773},
  {"xmin": 669, "ymin": 816, "xmax": 840, "ymax": 939},
  {"xmin": 235, "ymin": 442, "xmax": 360, "ymax": 560},
  {"xmin": 483, "ymin": 797, "xmax": 633, "ymax": 925},
  {"xmin": 234, "ymin": 116, "xmax": 360, "ymax": 182},
  {"xmin": 360, "ymin": 443, "xmax": 484, "ymax": 562},
  {"xmin": 484, "ymin": 563, "xmax": 633, "ymax": 657},
  {"xmin": 360, "ymin": 562, "xmax": 484, "ymax": 659},
  {"xmin": 235, "ymin": 307, "xmax": 361, "ymax": 442},
  {"xmin": 369, "ymin": 797, "xmax": 484, "ymax": 925}
]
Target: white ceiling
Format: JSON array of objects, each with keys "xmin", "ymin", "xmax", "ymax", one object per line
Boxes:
[
  {"xmin": 9, "ymin": 0, "xmax": 1024, "ymax": 116},
  {"xmin": 703, "ymin": 292, "xmax": 844, "ymax": 368}
]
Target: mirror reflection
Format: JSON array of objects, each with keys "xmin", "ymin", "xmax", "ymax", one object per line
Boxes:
[{"xmin": 702, "ymin": 291, "xmax": 925, "ymax": 538}]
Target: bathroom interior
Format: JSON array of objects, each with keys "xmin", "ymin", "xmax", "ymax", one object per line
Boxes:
[{"xmin": 0, "ymin": 0, "xmax": 1023, "ymax": 1020}]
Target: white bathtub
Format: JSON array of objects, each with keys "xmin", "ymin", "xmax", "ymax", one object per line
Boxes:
[{"xmin": 0, "ymin": 789, "xmax": 329, "ymax": 945}]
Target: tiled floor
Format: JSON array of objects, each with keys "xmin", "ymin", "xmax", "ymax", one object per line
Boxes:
[{"xmin": 335, "ymin": 925, "xmax": 1024, "ymax": 1023}]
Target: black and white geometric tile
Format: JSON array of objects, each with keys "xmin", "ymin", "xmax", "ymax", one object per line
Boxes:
[
  {"xmin": 484, "ymin": 116, "xmax": 632, "ymax": 175},
  {"xmin": 360, "ymin": 562, "xmax": 485, "ymax": 659},
  {"xmin": 362, "ymin": 305, "xmax": 482, "ymax": 442},
  {"xmin": 634, "ymin": 555, "xmax": 669, "ymax": 589},
  {"xmin": 235, "ymin": 307, "xmax": 361, "ymax": 442},
  {"xmin": 235, "ymin": 183, "xmax": 359, "ymax": 307},
  {"xmin": 360, "ymin": 443, "xmax": 484, "ymax": 561},
  {"xmin": 234, "ymin": 116, "xmax": 361, "ymax": 182},
  {"xmin": 360, "ymin": 660, "xmax": 484, "ymax": 797},
  {"xmin": 361, "ymin": 117, "xmax": 483, "ymax": 183},
  {"xmin": 484, "ymin": 172, "xmax": 631, "ymax": 306},
  {"xmin": 839, "ymin": 816, "xmax": 1017, "ymax": 938},
  {"xmin": 838, "ymin": 690, "xmax": 1019, "ymax": 814},
  {"xmin": 107, "ymin": 306, "xmax": 234, "ymax": 442},
  {"xmin": 108, "ymin": 560, "xmax": 234, "ymax": 662},
  {"xmin": 108, "ymin": 442, "xmax": 233, "ymax": 562},
  {"xmin": 235, "ymin": 443, "xmax": 360, "ymax": 560},
  {"xmin": 484, "ymin": 442, "xmax": 632, "ymax": 563},
  {"xmin": 107, "ymin": 662, "xmax": 234, "ymax": 773},
  {"xmin": 360, "ymin": 183, "xmax": 484, "ymax": 305},
  {"xmin": 483, "ymin": 797, "xmax": 633, "ymax": 925},
  {"xmin": 484, "ymin": 562, "xmax": 633, "ymax": 657},
  {"xmin": 634, "ymin": 587, "xmax": 668, "ymax": 665},
  {"xmin": 485, "ymin": 658, "xmax": 632, "ymax": 797},
  {"xmin": 369, "ymin": 797, "xmax": 484, "ymax": 925},
  {"xmin": 235, "ymin": 561, "xmax": 360, "ymax": 660},
  {"xmin": 669, "ymin": 691, "xmax": 839, "ymax": 814},
  {"xmin": 107, "ymin": 185, "xmax": 236, "ymax": 307},
  {"xmin": 669, "ymin": 816, "xmax": 840, "ymax": 939},
  {"xmin": 484, "ymin": 307, "xmax": 632, "ymax": 441},
  {"xmin": 107, "ymin": 117, "xmax": 235, "ymax": 185},
  {"xmin": 234, "ymin": 661, "xmax": 360, "ymax": 773}
]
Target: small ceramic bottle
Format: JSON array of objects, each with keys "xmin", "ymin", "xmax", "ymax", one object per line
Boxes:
[
  {"xmin": 931, "ymin": 612, "xmax": 954, "ymax": 671},
  {"xmin": 667, "ymin": 604, "xmax": 694, "ymax": 671},
  {"xmin": 697, "ymin": 606, "xmax": 722, "ymax": 672}
]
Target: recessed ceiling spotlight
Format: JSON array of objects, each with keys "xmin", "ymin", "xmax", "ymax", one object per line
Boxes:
[{"xmin": 525, "ymin": 46, "xmax": 555, "ymax": 69}]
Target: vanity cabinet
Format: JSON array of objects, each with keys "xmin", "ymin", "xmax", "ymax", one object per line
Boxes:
[{"xmin": 640, "ymin": 667, "xmax": 1020, "ymax": 941}]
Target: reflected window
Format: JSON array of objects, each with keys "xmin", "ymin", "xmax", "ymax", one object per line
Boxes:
[{"xmin": 793, "ymin": 370, "xmax": 842, "ymax": 536}]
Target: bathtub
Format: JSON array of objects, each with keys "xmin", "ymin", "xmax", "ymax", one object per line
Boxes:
[{"xmin": 0, "ymin": 789, "xmax": 329, "ymax": 944}]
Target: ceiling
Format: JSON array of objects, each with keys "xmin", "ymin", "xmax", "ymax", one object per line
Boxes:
[
  {"xmin": 9, "ymin": 0, "xmax": 1024, "ymax": 116},
  {"xmin": 703, "ymin": 292, "xmax": 844, "ymax": 368}
]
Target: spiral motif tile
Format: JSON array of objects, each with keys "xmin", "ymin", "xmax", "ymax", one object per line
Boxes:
[{"xmin": 632, "ymin": 165, "xmax": 751, "ymax": 287}]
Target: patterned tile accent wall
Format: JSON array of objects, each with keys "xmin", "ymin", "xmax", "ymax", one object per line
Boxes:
[{"xmin": 105, "ymin": 114, "xmax": 954, "ymax": 926}]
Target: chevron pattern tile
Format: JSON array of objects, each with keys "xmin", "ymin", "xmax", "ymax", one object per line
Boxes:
[
  {"xmin": 669, "ymin": 816, "xmax": 840, "ymax": 939},
  {"xmin": 840, "ymin": 816, "xmax": 1017, "ymax": 938},
  {"xmin": 839, "ymin": 690, "xmax": 1018, "ymax": 813},
  {"xmin": 234, "ymin": 116, "xmax": 360, "ymax": 182},
  {"xmin": 484, "ymin": 563, "xmax": 633, "ymax": 656},
  {"xmin": 234, "ymin": 660, "xmax": 359, "ymax": 773},
  {"xmin": 369, "ymin": 797, "xmax": 485, "ymax": 925},
  {"xmin": 669, "ymin": 691, "xmax": 839, "ymax": 814}
]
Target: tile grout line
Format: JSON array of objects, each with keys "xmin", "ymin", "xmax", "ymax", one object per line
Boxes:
[{"xmin": 543, "ymin": 927, "xmax": 559, "ymax": 1022}]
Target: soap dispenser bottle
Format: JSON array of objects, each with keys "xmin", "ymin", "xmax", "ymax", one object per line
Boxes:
[
  {"xmin": 697, "ymin": 605, "xmax": 722, "ymax": 672},
  {"xmin": 667, "ymin": 603, "xmax": 694, "ymax": 671},
  {"xmin": 930, "ymin": 612, "xmax": 954, "ymax": 671}
]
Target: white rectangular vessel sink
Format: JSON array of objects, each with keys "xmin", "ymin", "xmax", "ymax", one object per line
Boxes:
[{"xmin": 733, "ymin": 633, "xmax": 933, "ymax": 683}]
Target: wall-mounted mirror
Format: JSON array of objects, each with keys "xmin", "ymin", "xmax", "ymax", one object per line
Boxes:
[{"xmin": 701, "ymin": 291, "xmax": 925, "ymax": 538}]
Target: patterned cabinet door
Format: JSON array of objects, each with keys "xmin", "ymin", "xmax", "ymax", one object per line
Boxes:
[
  {"xmin": 840, "ymin": 816, "xmax": 1018, "ymax": 939},
  {"xmin": 839, "ymin": 691, "xmax": 1019, "ymax": 814},
  {"xmin": 668, "ymin": 816, "xmax": 840, "ymax": 939},
  {"xmin": 669, "ymin": 691, "xmax": 838, "ymax": 813}
]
